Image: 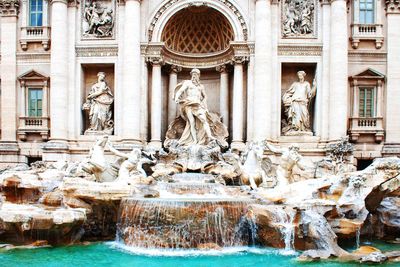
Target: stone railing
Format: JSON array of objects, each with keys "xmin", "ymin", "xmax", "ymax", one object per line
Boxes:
[
  {"xmin": 20, "ymin": 26, "xmax": 51, "ymax": 51},
  {"xmin": 348, "ymin": 117, "xmax": 384, "ymax": 143},
  {"xmin": 18, "ymin": 117, "xmax": 50, "ymax": 141},
  {"xmin": 350, "ymin": 24, "xmax": 384, "ymax": 49}
]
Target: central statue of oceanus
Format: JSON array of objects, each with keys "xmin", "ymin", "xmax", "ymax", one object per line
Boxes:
[{"xmin": 164, "ymin": 69, "xmax": 228, "ymax": 148}]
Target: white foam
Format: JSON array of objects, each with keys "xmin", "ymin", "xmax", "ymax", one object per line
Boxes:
[{"xmin": 107, "ymin": 242, "xmax": 298, "ymax": 257}]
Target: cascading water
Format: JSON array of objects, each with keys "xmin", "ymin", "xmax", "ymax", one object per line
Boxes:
[
  {"xmin": 116, "ymin": 198, "xmax": 256, "ymax": 249},
  {"xmin": 116, "ymin": 173, "xmax": 257, "ymax": 249},
  {"xmin": 274, "ymin": 207, "xmax": 296, "ymax": 253}
]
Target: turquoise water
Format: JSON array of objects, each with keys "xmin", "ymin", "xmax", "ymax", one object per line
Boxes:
[{"xmin": 0, "ymin": 242, "xmax": 399, "ymax": 267}]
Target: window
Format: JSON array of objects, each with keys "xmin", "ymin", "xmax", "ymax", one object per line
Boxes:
[
  {"xmin": 28, "ymin": 88, "xmax": 43, "ymax": 117},
  {"xmin": 359, "ymin": 87, "xmax": 375, "ymax": 117},
  {"xmin": 29, "ymin": 0, "xmax": 43, "ymax": 26},
  {"xmin": 359, "ymin": 0, "xmax": 374, "ymax": 24}
]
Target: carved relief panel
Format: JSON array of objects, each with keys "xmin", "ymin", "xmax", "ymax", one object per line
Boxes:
[
  {"xmin": 81, "ymin": 0, "xmax": 116, "ymax": 39},
  {"xmin": 281, "ymin": 0, "xmax": 317, "ymax": 38}
]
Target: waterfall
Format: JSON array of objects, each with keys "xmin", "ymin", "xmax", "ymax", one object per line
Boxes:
[
  {"xmin": 356, "ymin": 226, "xmax": 361, "ymax": 249},
  {"xmin": 116, "ymin": 198, "xmax": 255, "ymax": 249},
  {"xmin": 274, "ymin": 207, "xmax": 296, "ymax": 253}
]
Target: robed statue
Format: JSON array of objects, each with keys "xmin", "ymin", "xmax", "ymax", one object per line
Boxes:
[
  {"xmin": 282, "ymin": 70, "xmax": 316, "ymax": 135},
  {"xmin": 83, "ymin": 72, "xmax": 114, "ymax": 135},
  {"xmin": 164, "ymin": 69, "xmax": 228, "ymax": 148}
]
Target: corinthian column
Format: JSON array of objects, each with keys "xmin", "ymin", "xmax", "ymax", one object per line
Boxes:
[
  {"xmin": 149, "ymin": 57, "xmax": 163, "ymax": 148},
  {"xmin": 329, "ymin": 0, "xmax": 348, "ymax": 140},
  {"xmin": 168, "ymin": 65, "xmax": 181, "ymax": 124},
  {"xmin": 254, "ymin": 0, "xmax": 272, "ymax": 141},
  {"xmin": 383, "ymin": 1, "xmax": 400, "ymax": 154},
  {"xmin": 122, "ymin": 0, "xmax": 141, "ymax": 142},
  {"xmin": 232, "ymin": 57, "xmax": 246, "ymax": 147},
  {"xmin": 216, "ymin": 65, "xmax": 229, "ymax": 129},
  {"xmin": 0, "ymin": 0, "xmax": 19, "ymax": 144},
  {"xmin": 49, "ymin": 0, "xmax": 68, "ymax": 143}
]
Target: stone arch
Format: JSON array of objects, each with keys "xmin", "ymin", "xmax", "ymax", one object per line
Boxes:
[{"xmin": 148, "ymin": 0, "xmax": 248, "ymax": 43}]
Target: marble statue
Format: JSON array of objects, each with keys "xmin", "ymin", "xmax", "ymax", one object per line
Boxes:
[
  {"xmin": 237, "ymin": 142, "xmax": 276, "ymax": 189},
  {"xmin": 164, "ymin": 69, "xmax": 228, "ymax": 148},
  {"xmin": 264, "ymin": 142, "xmax": 305, "ymax": 186},
  {"xmin": 81, "ymin": 135, "xmax": 118, "ymax": 182},
  {"xmin": 282, "ymin": 0, "xmax": 315, "ymax": 37},
  {"xmin": 108, "ymin": 142, "xmax": 154, "ymax": 185},
  {"xmin": 83, "ymin": 1, "xmax": 114, "ymax": 38},
  {"xmin": 282, "ymin": 70, "xmax": 316, "ymax": 135},
  {"xmin": 82, "ymin": 72, "xmax": 114, "ymax": 135}
]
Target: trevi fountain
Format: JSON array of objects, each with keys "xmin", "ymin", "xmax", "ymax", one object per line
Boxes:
[{"xmin": 0, "ymin": 69, "xmax": 398, "ymax": 266}]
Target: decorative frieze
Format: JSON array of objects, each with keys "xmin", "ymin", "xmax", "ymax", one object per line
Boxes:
[
  {"xmin": 75, "ymin": 45, "xmax": 118, "ymax": 57},
  {"xmin": 278, "ymin": 45, "xmax": 322, "ymax": 56},
  {"xmin": 82, "ymin": 0, "xmax": 116, "ymax": 39},
  {"xmin": 282, "ymin": 0, "xmax": 317, "ymax": 38},
  {"xmin": 0, "ymin": 0, "xmax": 19, "ymax": 16}
]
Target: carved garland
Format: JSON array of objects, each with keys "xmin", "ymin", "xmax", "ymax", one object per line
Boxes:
[{"xmin": 148, "ymin": 0, "xmax": 248, "ymax": 42}]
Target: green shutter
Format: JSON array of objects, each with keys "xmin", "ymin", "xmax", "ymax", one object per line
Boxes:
[{"xmin": 28, "ymin": 88, "xmax": 43, "ymax": 117}]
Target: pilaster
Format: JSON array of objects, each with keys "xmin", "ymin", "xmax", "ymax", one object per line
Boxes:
[{"xmin": 0, "ymin": 0, "xmax": 20, "ymax": 157}]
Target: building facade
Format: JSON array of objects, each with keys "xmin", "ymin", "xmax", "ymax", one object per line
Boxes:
[{"xmin": 0, "ymin": 0, "xmax": 399, "ymax": 167}]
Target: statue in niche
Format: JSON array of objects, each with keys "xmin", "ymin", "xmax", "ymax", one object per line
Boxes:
[
  {"xmin": 83, "ymin": 1, "xmax": 114, "ymax": 38},
  {"xmin": 282, "ymin": 70, "xmax": 316, "ymax": 135},
  {"xmin": 164, "ymin": 68, "xmax": 228, "ymax": 148},
  {"xmin": 82, "ymin": 72, "xmax": 114, "ymax": 135},
  {"xmin": 282, "ymin": 0, "xmax": 315, "ymax": 37}
]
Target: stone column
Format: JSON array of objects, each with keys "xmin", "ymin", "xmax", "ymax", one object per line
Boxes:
[
  {"xmin": 232, "ymin": 57, "xmax": 245, "ymax": 147},
  {"xmin": 149, "ymin": 58, "xmax": 163, "ymax": 148},
  {"xmin": 168, "ymin": 65, "xmax": 181, "ymax": 124},
  {"xmin": 0, "ymin": 1, "xmax": 19, "ymax": 145},
  {"xmin": 49, "ymin": 0, "xmax": 68, "ymax": 142},
  {"xmin": 216, "ymin": 65, "xmax": 229, "ymax": 129},
  {"xmin": 329, "ymin": 0, "xmax": 348, "ymax": 140},
  {"xmin": 121, "ymin": 0, "xmax": 141, "ymax": 142},
  {"xmin": 253, "ymin": 0, "xmax": 272, "ymax": 141},
  {"xmin": 320, "ymin": 0, "xmax": 331, "ymax": 140},
  {"xmin": 383, "ymin": 1, "xmax": 400, "ymax": 154}
]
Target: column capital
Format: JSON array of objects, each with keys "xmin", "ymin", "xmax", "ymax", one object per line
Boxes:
[
  {"xmin": 231, "ymin": 55, "xmax": 249, "ymax": 65},
  {"xmin": 386, "ymin": 0, "xmax": 400, "ymax": 14},
  {"xmin": 118, "ymin": 0, "xmax": 141, "ymax": 5},
  {"xmin": 170, "ymin": 65, "xmax": 182, "ymax": 73},
  {"xmin": 146, "ymin": 56, "xmax": 164, "ymax": 66},
  {"xmin": 216, "ymin": 65, "xmax": 229, "ymax": 73},
  {"xmin": 0, "ymin": 0, "xmax": 19, "ymax": 17},
  {"xmin": 319, "ymin": 0, "xmax": 331, "ymax": 5}
]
